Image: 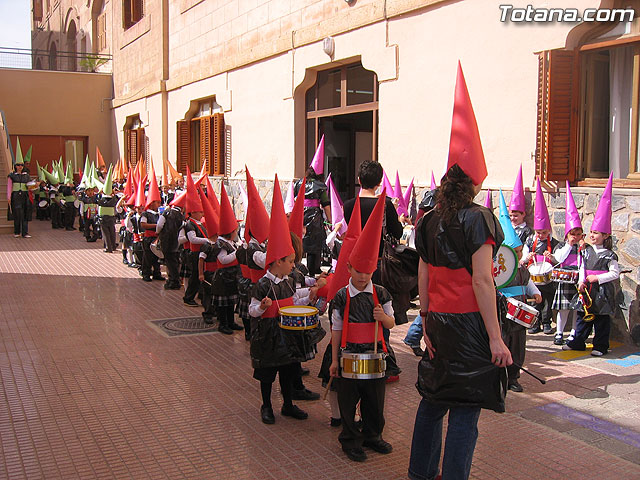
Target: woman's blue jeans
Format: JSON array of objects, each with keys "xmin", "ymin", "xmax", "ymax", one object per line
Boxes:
[
  {"xmin": 408, "ymin": 398, "xmax": 481, "ymax": 480},
  {"xmin": 403, "ymin": 315, "xmax": 423, "ymax": 348}
]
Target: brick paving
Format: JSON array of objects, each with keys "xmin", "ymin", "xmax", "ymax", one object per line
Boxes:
[{"xmin": 1, "ymin": 220, "xmax": 640, "ymax": 479}]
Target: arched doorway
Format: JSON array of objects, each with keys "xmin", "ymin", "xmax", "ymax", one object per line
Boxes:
[
  {"xmin": 304, "ymin": 62, "xmax": 378, "ymax": 200},
  {"xmin": 48, "ymin": 42, "xmax": 57, "ymax": 70},
  {"xmin": 67, "ymin": 20, "xmax": 77, "ymax": 71}
]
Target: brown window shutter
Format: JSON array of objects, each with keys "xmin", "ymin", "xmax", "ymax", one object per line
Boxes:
[
  {"xmin": 126, "ymin": 129, "xmax": 138, "ymax": 167},
  {"xmin": 200, "ymin": 116, "xmax": 211, "ymax": 175},
  {"xmin": 212, "ymin": 113, "xmax": 225, "ymax": 176},
  {"xmin": 34, "ymin": 0, "xmax": 43, "ymax": 22},
  {"xmin": 176, "ymin": 120, "xmax": 190, "ymax": 174},
  {"xmin": 132, "ymin": 0, "xmax": 143, "ymax": 23},
  {"xmin": 123, "ymin": 0, "xmax": 131, "ymax": 28},
  {"xmin": 136, "ymin": 128, "xmax": 146, "ymax": 168},
  {"xmin": 536, "ymin": 49, "xmax": 578, "ymax": 182}
]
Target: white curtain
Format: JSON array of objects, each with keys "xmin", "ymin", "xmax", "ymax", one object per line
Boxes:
[{"xmin": 609, "ymin": 46, "xmax": 634, "ymax": 179}]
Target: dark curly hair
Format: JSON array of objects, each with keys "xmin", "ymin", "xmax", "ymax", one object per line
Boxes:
[{"xmin": 435, "ymin": 164, "xmax": 475, "ymax": 223}]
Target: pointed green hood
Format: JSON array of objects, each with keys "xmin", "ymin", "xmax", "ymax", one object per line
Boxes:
[
  {"xmin": 64, "ymin": 160, "xmax": 74, "ymax": 185},
  {"xmin": 102, "ymin": 164, "xmax": 113, "ymax": 195},
  {"xmin": 24, "ymin": 145, "xmax": 32, "ymax": 164},
  {"xmin": 55, "ymin": 157, "xmax": 65, "ymax": 184},
  {"xmin": 14, "ymin": 137, "xmax": 24, "ymax": 164},
  {"xmin": 36, "ymin": 161, "xmax": 45, "ymax": 182},
  {"xmin": 42, "ymin": 164, "xmax": 60, "ymax": 185}
]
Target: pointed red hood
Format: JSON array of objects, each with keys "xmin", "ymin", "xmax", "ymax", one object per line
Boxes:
[
  {"xmin": 265, "ymin": 175, "xmax": 294, "ymax": 266},
  {"xmin": 184, "ymin": 167, "xmax": 203, "ymax": 214},
  {"xmin": 327, "ymin": 196, "xmax": 362, "ymax": 300},
  {"xmin": 446, "ymin": 62, "xmax": 487, "ymax": 185},
  {"xmin": 199, "ymin": 185, "xmax": 218, "ymax": 236},
  {"xmin": 349, "ymin": 193, "xmax": 386, "ymax": 274},
  {"xmin": 218, "ymin": 182, "xmax": 238, "ymax": 236},
  {"xmin": 245, "ymin": 167, "xmax": 270, "ymax": 243}
]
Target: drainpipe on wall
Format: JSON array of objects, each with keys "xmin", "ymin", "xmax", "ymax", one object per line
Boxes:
[{"xmin": 161, "ymin": 0, "xmax": 169, "ymax": 169}]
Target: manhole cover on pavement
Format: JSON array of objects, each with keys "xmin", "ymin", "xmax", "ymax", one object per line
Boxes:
[{"xmin": 149, "ymin": 317, "xmax": 217, "ymax": 337}]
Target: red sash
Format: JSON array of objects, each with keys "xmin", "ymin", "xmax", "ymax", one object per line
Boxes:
[
  {"xmin": 250, "ymin": 268, "xmax": 266, "ymax": 283},
  {"xmin": 528, "ymin": 237, "xmax": 553, "ymax": 266},
  {"xmin": 240, "ymin": 264, "xmax": 251, "ymax": 279},
  {"xmin": 144, "ymin": 230, "xmax": 158, "ymax": 238},
  {"xmin": 218, "ymin": 258, "xmax": 239, "ymax": 269},
  {"xmin": 204, "ymin": 262, "xmax": 218, "ymax": 272},
  {"xmin": 188, "ymin": 220, "xmax": 207, "ymax": 252},
  {"xmin": 340, "ymin": 287, "xmax": 387, "ymax": 353},
  {"xmin": 262, "ymin": 296, "xmax": 294, "ymax": 319}
]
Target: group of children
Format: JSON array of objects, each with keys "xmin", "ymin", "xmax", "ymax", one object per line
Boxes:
[{"xmin": 496, "ymin": 167, "xmax": 619, "ymax": 392}]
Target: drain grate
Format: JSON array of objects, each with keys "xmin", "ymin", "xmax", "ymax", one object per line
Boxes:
[{"xmin": 150, "ymin": 317, "xmax": 217, "ymax": 337}]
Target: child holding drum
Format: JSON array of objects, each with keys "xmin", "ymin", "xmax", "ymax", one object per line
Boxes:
[
  {"xmin": 249, "ymin": 176, "xmax": 316, "ymax": 424},
  {"xmin": 497, "ymin": 191, "xmax": 542, "ymax": 392},
  {"xmin": 329, "ymin": 194, "xmax": 395, "ymax": 463},
  {"xmin": 521, "ymin": 179, "xmax": 559, "ymax": 335},
  {"xmin": 551, "ymin": 182, "xmax": 585, "ymax": 345},
  {"xmin": 564, "ymin": 174, "xmax": 619, "ymax": 357}
]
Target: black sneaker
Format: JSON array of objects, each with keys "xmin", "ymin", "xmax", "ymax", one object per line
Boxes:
[
  {"xmin": 342, "ymin": 447, "xmax": 367, "ymax": 462},
  {"xmin": 528, "ymin": 324, "xmax": 542, "ymax": 334},
  {"xmin": 292, "ymin": 388, "xmax": 320, "ymax": 401},
  {"xmin": 218, "ymin": 325, "xmax": 233, "ymax": 335},
  {"xmin": 362, "ymin": 438, "xmax": 393, "ymax": 454},
  {"xmin": 122, "ymin": 258, "xmax": 129, "ymax": 265},
  {"xmin": 508, "ymin": 381, "xmax": 523, "ymax": 392},
  {"xmin": 300, "ymin": 367, "xmax": 310, "ymax": 376},
  {"xmin": 202, "ymin": 317, "xmax": 215, "ymax": 325},
  {"xmin": 152, "ymin": 274, "xmax": 165, "ymax": 281},
  {"xmin": 142, "ymin": 276, "xmax": 152, "ymax": 282},
  {"xmin": 229, "ymin": 322, "xmax": 244, "ymax": 331},
  {"xmin": 330, "ymin": 417, "xmax": 342, "ymax": 427},
  {"xmin": 281, "ymin": 404, "xmax": 308, "ymax": 420},
  {"xmin": 553, "ymin": 333, "xmax": 564, "ymax": 345},
  {"xmin": 412, "ymin": 346, "xmax": 425, "ymax": 357},
  {"xmin": 543, "ymin": 324, "xmax": 554, "ymax": 335},
  {"xmin": 260, "ymin": 405, "xmax": 275, "ymax": 425},
  {"xmin": 183, "ymin": 299, "xmax": 199, "ymax": 307}
]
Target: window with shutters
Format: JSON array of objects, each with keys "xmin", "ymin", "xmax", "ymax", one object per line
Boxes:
[
  {"xmin": 176, "ymin": 99, "xmax": 225, "ymax": 176},
  {"xmin": 537, "ymin": 10, "xmax": 640, "ymax": 186},
  {"xmin": 97, "ymin": 12, "xmax": 107, "ymax": 52},
  {"xmin": 123, "ymin": 0, "xmax": 144, "ymax": 30},
  {"xmin": 124, "ymin": 116, "xmax": 146, "ymax": 170}
]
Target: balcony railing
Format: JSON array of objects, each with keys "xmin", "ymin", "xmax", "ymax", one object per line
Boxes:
[{"xmin": 0, "ymin": 47, "xmax": 112, "ymax": 73}]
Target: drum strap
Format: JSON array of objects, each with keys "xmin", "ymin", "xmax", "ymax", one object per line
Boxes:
[
  {"xmin": 340, "ymin": 288, "xmax": 387, "ymax": 353},
  {"xmin": 528, "ymin": 237, "xmax": 552, "ymax": 266},
  {"xmin": 498, "ymin": 286, "xmax": 526, "ymax": 298}
]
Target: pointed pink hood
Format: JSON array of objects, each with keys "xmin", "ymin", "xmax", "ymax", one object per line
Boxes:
[
  {"xmin": 310, "ymin": 135, "xmax": 325, "ymax": 175},
  {"xmin": 484, "ymin": 189, "xmax": 492, "ymax": 209},
  {"xmin": 591, "ymin": 173, "xmax": 613, "ymax": 234},
  {"xmin": 510, "ymin": 165, "xmax": 526, "ymax": 213},
  {"xmin": 564, "ymin": 181, "xmax": 582, "ymax": 235},
  {"xmin": 533, "ymin": 178, "xmax": 551, "ymax": 231}
]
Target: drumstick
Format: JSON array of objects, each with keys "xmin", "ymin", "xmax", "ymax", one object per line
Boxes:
[
  {"xmin": 322, "ymin": 377, "xmax": 333, "ymax": 400},
  {"xmin": 512, "ymin": 362, "xmax": 546, "ymax": 384}
]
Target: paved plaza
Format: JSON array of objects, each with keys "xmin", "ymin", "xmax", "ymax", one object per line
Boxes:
[{"xmin": 1, "ymin": 221, "xmax": 640, "ymax": 479}]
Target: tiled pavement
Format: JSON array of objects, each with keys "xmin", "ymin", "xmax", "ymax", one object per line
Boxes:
[{"xmin": 1, "ymin": 221, "xmax": 640, "ymax": 479}]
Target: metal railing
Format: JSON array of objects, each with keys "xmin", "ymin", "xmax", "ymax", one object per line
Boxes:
[{"xmin": 0, "ymin": 47, "xmax": 112, "ymax": 73}]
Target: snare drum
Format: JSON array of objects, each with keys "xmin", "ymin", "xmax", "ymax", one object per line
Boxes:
[
  {"xmin": 279, "ymin": 305, "xmax": 319, "ymax": 330},
  {"xmin": 528, "ymin": 263, "xmax": 552, "ymax": 285},
  {"xmin": 551, "ymin": 268, "xmax": 579, "ymax": 284},
  {"xmin": 38, "ymin": 200, "xmax": 48, "ymax": 208},
  {"xmin": 505, "ymin": 298, "xmax": 539, "ymax": 328},
  {"xmin": 150, "ymin": 239, "xmax": 164, "ymax": 259},
  {"xmin": 340, "ymin": 351, "xmax": 386, "ymax": 379}
]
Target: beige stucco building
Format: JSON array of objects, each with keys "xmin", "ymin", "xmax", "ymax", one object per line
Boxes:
[{"xmin": 16, "ymin": 0, "xmax": 640, "ymax": 343}]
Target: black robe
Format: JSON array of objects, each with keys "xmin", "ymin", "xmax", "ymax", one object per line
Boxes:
[
  {"xmin": 415, "ymin": 203, "xmax": 507, "ymax": 413},
  {"xmin": 294, "ymin": 178, "xmax": 329, "ymax": 254},
  {"xmin": 578, "ymin": 245, "xmax": 618, "ymax": 316}
]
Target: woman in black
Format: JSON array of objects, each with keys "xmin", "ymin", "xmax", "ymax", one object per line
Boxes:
[
  {"xmin": 408, "ymin": 164, "xmax": 511, "ymax": 480},
  {"xmin": 7, "ymin": 159, "xmax": 33, "ymax": 238},
  {"xmin": 294, "ymin": 167, "xmax": 331, "ymax": 275}
]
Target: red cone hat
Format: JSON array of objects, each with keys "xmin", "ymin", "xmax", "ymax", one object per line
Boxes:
[
  {"xmin": 204, "ymin": 175, "xmax": 220, "ymax": 214},
  {"xmin": 218, "ymin": 182, "xmax": 238, "ymax": 236},
  {"xmin": 446, "ymin": 62, "xmax": 488, "ymax": 185},
  {"xmin": 184, "ymin": 167, "xmax": 203, "ymax": 214},
  {"xmin": 199, "ymin": 185, "xmax": 218, "ymax": 236},
  {"xmin": 170, "ymin": 190, "xmax": 187, "ymax": 208},
  {"xmin": 349, "ymin": 192, "xmax": 386, "ymax": 274},
  {"xmin": 288, "ymin": 177, "xmax": 306, "ymax": 239},
  {"xmin": 245, "ymin": 167, "xmax": 270, "ymax": 243},
  {"xmin": 145, "ymin": 162, "xmax": 161, "ymax": 208},
  {"xmin": 265, "ymin": 175, "xmax": 294, "ymax": 266},
  {"xmin": 327, "ymin": 195, "xmax": 362, "ymax": 301},
  {"xmin": 134, "ymin": 174, "xmax": 147, "ymax": 208}
]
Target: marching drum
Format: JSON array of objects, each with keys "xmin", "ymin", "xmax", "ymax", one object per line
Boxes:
[
  {"xmin": 551, "ymin": 268, "xmax": 579, "ymax": 284},
  {"xmin": 38, "ymin": 200, "xmax": 48, "ymax": 208},
  {"xmin": 74, "ymin": 199, "xmax": 81, "ymax": 208},
  {"xmin": 493, "ymin": 245, "xmax": 518, "ymax": 289},
  {"xmin": 278, "ymin": 305, "xmax": 320, "ymax": 330},
  {"xmin": 505, "ymin": 298, "xmax": 539, "ymax": 328},
  {"xmin": 529, "ymin": 263, "xmax": 552, "ymax": 285},
  {"xmin": 150, "ymin": 239, "xmax": 164, "ymax": 259},
  {"xmin": 340, "ymin": 351, "xmax": 386, "ymax": 379}
]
